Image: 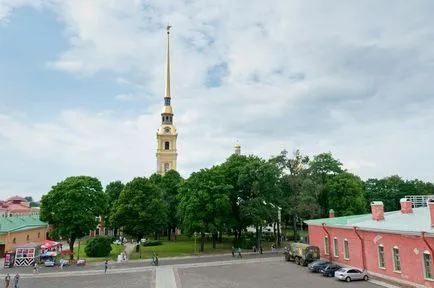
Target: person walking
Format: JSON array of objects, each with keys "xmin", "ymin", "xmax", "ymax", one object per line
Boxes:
[
  {"xmin": 104, "ymin": 260, "xmax": 108, "ymax": 273},
  {"xmin": 231, "ymin": 246, "xmax": 235, "ymax": 257},
  {"xmin": 237, "ymin": 247, "xmax": 242, "ymax": 259},
  {"xmin": 4, "ymin": 273, "xmax": 10, "ymax": 288},
  {"xmin": 12, "ymin": 274, "xmax": 19, "ymax": 288},
  {"xmin": 33, "ymin": 261, "xmax": 39, "ymax": 274}
]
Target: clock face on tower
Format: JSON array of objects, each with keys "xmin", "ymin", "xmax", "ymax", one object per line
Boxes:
[{"xmin": 164, "ymin": 127, "xmax": 171, "ymax": 134}]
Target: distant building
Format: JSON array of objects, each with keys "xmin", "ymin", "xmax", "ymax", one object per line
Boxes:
[
  {"xmin": 0, "ymin": 215, "xmax": 49, "ymax": 257},
  {"xmin": 0, "ymin": 196, "xmax": 40, "ymax": 217},
  {"xmin": 305, "ymin": 198, "xmax": 434, "ymax": 288}
]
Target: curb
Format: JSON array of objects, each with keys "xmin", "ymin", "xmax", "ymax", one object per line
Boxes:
[{"xmin": 369, "ymin": 279, "xmax": 404, "ymax": 288}]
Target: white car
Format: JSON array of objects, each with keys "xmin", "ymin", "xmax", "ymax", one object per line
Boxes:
[
  {"xmin": 140, "ymin": 238, "xmax": 148, "ymax": 243},
  {"xmin": 334, "ymin": 267, "xmax": 369, "ymax": 282}
]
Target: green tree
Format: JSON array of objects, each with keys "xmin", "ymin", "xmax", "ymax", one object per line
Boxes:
[
  {"xmin": 179, "ymin": 167, "xmax": 231, "ymax": 251},
  {"xmin": 161, "ymin": 170, "xmax": 183, "ymax": 241},
  {"xmin": 40, "ymin": 176, "xmax": 107, "ymax": 259},
  {"xmin": 237, "ymin": 155, "xmax": 281, "ymax": 246},
  {"xmin": 104, "ymin": 181, "xmax": 125, "ymax": 237},
  {"xmin": 308, "ymin": 152, "xmax": 344, "ymax": 216},
  {"xmin": 110, "ymin": 177, "xmax": 167, "ymax": 242},
  {"xmin": 85, "ymin": 236, "xmax": 112, "ymax": 257},
  {"xmin": 326, "ymin": 172, "xmax": 366, "ymax": 216}
]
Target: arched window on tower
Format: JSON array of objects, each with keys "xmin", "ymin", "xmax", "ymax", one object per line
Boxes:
[
  {"xmin": 164, "ymin": 141, "xmax": 170, "ymax": 150},
  {"xmin": 164, "ymin": 163, "xmax": 169, "ymax": 172}
]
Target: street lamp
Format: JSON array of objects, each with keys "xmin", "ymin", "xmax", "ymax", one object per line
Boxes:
[
  {"xmin": 263, "ymin": 201, "xmax": 282, "ymax": 247},
  {"xmin": 194, "ymin": 232, "xmax": 197, "ymax": 254}
]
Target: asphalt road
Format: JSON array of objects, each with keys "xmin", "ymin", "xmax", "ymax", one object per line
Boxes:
[
  {"xmin": 14, "ymin": 257, "xmax": 383, "ymax": 288},
  {"xmin": 2, "ymin": 252, "xmax": 282, "ymax": 275}
]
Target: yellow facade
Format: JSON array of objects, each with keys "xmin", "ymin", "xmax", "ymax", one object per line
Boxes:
[
  {"xmin": 1, "ymin": 226, "xmax": 49, "ymax": 251},
  {"xmin": 156, "ymin": 25, "xmax": 178, "ymax": 175}
]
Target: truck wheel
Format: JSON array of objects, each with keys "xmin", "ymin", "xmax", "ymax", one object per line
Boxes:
[
  {"xmin": 300, "ymin": 259, "xmax": 305, "ymax": 266},
  {"xmin": 295, "ymin": 257, "xmax": 300, "ymax": 265}
]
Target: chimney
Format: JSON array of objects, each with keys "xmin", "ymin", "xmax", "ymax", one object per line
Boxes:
[
  {"xmin": 427, "ymin": 199, "xmax": 434, "ymax": 227},
  {"xmin": 400, "ymin": 198, "xmax": 413, "ymax": 214},
  {"xmin": 329, "ymin": 209, "xmax": 335, "ymax": 218},
  {"xmin": 371, "ymin": 201, "xmax": 385, "ymax": 221}
]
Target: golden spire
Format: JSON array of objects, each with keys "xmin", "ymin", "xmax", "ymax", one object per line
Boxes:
[{"xmin": 165, "ymin": 25, "xmax": 171, "ymax": 98}]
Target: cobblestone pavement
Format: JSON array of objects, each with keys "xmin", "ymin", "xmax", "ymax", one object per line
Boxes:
[{"xmin": 10, "ymin": 257, "xmax": 386, "ymax": 288}]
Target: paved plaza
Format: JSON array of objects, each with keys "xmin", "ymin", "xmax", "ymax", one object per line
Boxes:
[{"xmin": 11, "ymin": 255, "xmax": 386, "ymax": 288}]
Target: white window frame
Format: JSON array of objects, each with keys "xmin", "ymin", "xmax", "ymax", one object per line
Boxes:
[
  {"xmin": 392, "ymin": 246, "xmax": 401, "ymax": 272},
  {"xmin": 324, "ymin": 236, "xmax": 329, "ymax": 255},
  {"xmin": 343, "ymin": 239, "xmax": 349, "ymax": 260},
  {"xmin": 423, "ymin": 251, "xmax": 433, "ymax": 280},
  {"xmin": 377, "ymin": 244, "xmax": 385, "ymax": 269},
  {"xmin": 333, "ymin": 237, "xmax": 339, "ymax": 257}
]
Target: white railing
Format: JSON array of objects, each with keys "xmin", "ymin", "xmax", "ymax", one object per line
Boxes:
[{"xmin": 405, "ymin": 195, "xmax": 434, "ymax": 208}]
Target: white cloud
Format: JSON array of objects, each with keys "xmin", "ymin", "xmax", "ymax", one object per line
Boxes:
[{"xmin": 2, "ymin": 0, "xmax": 434, "ymax": 199}]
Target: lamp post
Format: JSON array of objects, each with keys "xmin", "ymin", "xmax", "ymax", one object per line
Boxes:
[{"xmin": 194, "ymin": 232, "xmax": 197, "ymax": 255}]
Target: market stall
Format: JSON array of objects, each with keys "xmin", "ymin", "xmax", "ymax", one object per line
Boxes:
[
  {"xmin": 13, "ymin": 244, "xmax": 39, "ymax": 267},
  {"xmin": 3, "ymin": 251, "xmax": 15, "ymax": 268}
]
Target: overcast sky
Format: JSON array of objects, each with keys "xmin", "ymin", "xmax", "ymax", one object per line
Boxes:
[{"xmin": 1, "ymin": 0, "xmax": 434, "ymax": 200}]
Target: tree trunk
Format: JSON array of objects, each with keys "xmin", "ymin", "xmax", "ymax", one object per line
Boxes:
[
  {"xmin": 174, "ymin": 228, "xmax": 177, "ymax": 242},
  {"xmin": 114, "ymin": 228, "xmax": 118, "ymax": 238},
  {"xmin": 200, "ymin": 232, "xmax": 205, "ymax": 252},
  {"xmin": 293, "ymin": 214, "xmax": 298, "ymax": 241},
  {"xmin": 168, "ymin": 228, "xmax": 171, "ymax": 241},
  {"xmin": 277, "ymin": 220, "xmax": 281, "ymax": 247},
  {"xmin": 212, "ymin": 233, "xmax": 217, "ymax": 249},
  {"xmin": 69, "ymin": 237, "xmax": 76, "ymax": 260}
]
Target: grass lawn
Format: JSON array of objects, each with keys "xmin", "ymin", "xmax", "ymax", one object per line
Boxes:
[
  {"xmin": 129, "ymin": 236, "xmax": 277, "ymax": 260},
  {"xmin": 71, "ymin": 242, "xmax": 125, "ymax": 263}
]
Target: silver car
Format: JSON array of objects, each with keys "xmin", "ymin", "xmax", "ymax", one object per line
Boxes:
[{"xmin": 334, "ymin": 267, "xmax": 369, "ymax": 282}]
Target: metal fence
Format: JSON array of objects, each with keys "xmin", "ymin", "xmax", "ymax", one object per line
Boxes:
[{"xmin": 405, "ymin": 195, "xmax": 434, "ymax": 208}]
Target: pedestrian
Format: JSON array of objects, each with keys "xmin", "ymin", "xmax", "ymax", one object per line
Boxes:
[
  {"xmin": 231, "ymin": 246, "xmax": 235, "ymax": 257},
  {"xmin": 104, "ymin": 260, "xmax": 108, "ymax": 273},
  {"xmin": 5, "ymin": 273, "xmax": 10, "ymax": 288},
  {"xmin": 33, "ymin": 261, "xmax": 39, "ymax": 274},
  {"xmin": 12, "ymin": 274, "xmax": 19, "ymax": 288},
  {"xmin": 237, "ymin": 247, "xmax": 242, "ymax": 259},
  {"xmin": 259, "ymin": 245, "xmax": 263, "ymax": 254}
]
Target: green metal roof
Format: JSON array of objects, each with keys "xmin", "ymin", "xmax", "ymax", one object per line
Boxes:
[
  {"xmin": 304, "ymin": 213, "xmax": 373, "ymax": 226},
  {"xmin": 0, "ymin": 215, "xmax": 48, "ymax": 233}
]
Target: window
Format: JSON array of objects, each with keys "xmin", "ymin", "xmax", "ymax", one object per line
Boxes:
[
  {"xmin": 26, "ymin": 235, "xmax": 29, "ymax": 241},
  {"xmin": 12, "ymin": 238, "xmax": 16, "ymax": 244},
  {"xmin": 378, "ymin": 245, "xmax": 385, "ymax": 268},
  {"xmin": 343, "ymin": 239, "xmax": 349, "ymax": 259},
  {"xmin": 164, "ymin": 141, "xmax": 170, "ymax": 150},
  {"xmin": 324, "ymin": 236, "xmax": 329, "ymax": 255},
  {"xmin": 333, "ymin": 237, "xmax": 339, "ymax": 257},
  {"xmin": 392, "ymin": 246, "xmax": 401, "ymax": 272},
  {"xmin": 424, "ymin": 252, "xmax": 433, "ymax": 279},
  {"xmin": 38, "ymin": 232, "xmax": 40, "ymax": 239},
  {"xmin": 164, "ymin": 163, "xmax": 170, "ymax": 172}
]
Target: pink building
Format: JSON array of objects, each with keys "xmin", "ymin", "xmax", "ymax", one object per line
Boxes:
[
  {"xmin": 305, "ymin": 198, "xmax": 434, "ymax": 288},
  {"xmin": 0, "ymin": 196, "xmax": 39, "ymax": 217}
]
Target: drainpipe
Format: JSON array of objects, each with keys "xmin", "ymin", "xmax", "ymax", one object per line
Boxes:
[
  {"xmin": 321, "ymin": 223, "xmax": 332, "ymax": 261},
  {"xmin": 353, "ymin": 226, "xmax": 366, "ymax": 271},
  {"xmin": 421, "ymin": 232, "xmax": 434, "ymax": 256}
]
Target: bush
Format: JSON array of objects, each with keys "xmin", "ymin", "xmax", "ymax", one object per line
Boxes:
[
  {"xmin": 142, "ymin": 240, "xmax": 163, "ymax": 247},
  {"xmin": 85, "ymin": 236, "xmax": 113, "ymax": 257}
]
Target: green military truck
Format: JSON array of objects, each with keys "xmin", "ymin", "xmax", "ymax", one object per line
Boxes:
[{"xmin": 283, "ymin": 242, "xmax": 320, "ymax": 266}]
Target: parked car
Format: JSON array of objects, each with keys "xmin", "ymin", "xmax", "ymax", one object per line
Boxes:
[
  {"xmin": 321, "ymin": 264, "xmax": 342, "ymax": 277},
  {"xmin": 308, "ymin": 260, "xmax": 331, "ymax": 273},
  {"xmin": 334, "ymin": 267, "xmax": 369, "ymax": 282}
]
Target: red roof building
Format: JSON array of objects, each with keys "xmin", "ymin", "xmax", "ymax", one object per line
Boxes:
[
  {"xmin": 0, "ymin": 196, "xmax": 39, "ymax": 217},
  {"xmin": 305, "ymin": 198, "xmax": 434, "ymax": 288}
]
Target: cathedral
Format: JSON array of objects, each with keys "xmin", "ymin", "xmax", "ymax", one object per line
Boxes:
[{"xmin": 156, "ymin": 26, "xmax": 178, "ymax": 175}]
